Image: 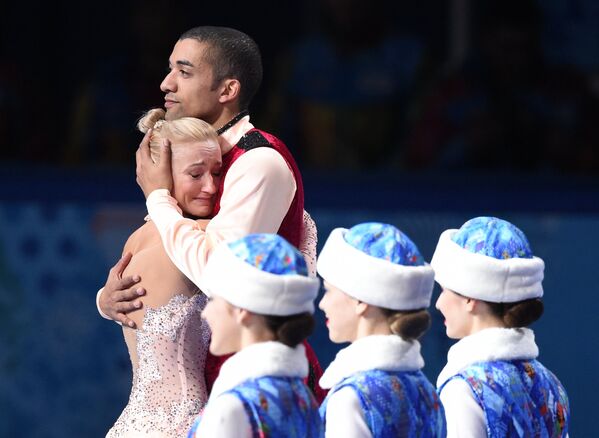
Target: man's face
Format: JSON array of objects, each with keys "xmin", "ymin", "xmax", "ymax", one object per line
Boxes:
[{"xmin": 160, "ymin": 39, "xmax": 223, "ymax": 123}]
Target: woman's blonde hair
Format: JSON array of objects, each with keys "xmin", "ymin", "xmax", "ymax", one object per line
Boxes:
[{"xmin": 137, "ymin": 108, "xmax": 219, "ymax": 162}]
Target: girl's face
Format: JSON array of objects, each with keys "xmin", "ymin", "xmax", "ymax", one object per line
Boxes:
[
  {"xmin": 202, "ymin": 295, "xmax": 241, "ymax": 355},
  {"xmin": 435, "ymin": 287, "xmax": 473, "ymax": 339},
  {"xmin": 319, "ymin": 281, "xmax": 360, "ymax": 343},
  {"xmin": 171, "ymin": 138, "xmax": 222, "ymax": 218}
]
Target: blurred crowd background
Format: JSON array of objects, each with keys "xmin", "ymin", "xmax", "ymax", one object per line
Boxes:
[
  {"xmin": 1, "ymin": 0, "xmax": 598, "ymax": 436},
  {"xmin": 2, "ymin": 0, "xmax": 598, "ymax": 175}
]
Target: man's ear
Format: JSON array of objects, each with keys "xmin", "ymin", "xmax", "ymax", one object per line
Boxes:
[{"xmin": 219, "ymin": 79, "xmax": 241, "ymax": 104}]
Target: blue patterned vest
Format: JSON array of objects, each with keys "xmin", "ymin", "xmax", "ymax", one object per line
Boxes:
[
  {"xmin": 189, "ymin": 376, "xmax": 323, "ymax": 438},
  {"xmin": 439, "ymin": 359, "xmax": 569, "ymax": 438},
  {"xmin": 320, "ymin": 369, "xmax": 446, "ymax": 438}
]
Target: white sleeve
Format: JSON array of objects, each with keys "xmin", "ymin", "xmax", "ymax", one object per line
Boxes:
[
  {"xmin": 440, "ymin": 378, "xmax": 487, "ymax": 438},
  {"xmin": 95, "ymin": 287, "xmax": 123, "ymax": 326},
  {"xmin": 324, "ymin": 387, "xmax": 372, "ymax": 438},
  {"xmin": 194, "ymin": 394, "xmax": 252, "ymax": 438},
  {"xmin": 146, "ymin": 148, "xmax": 296, "ymax": 286},
  {"xmin": 96, "ymin": 288, "xmax": 110, "ymax": 320}
]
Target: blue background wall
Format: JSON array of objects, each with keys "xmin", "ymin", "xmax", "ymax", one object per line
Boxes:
[{"xmin": 0, "ymin": 170, "xmax": 596, "ymax": 436}]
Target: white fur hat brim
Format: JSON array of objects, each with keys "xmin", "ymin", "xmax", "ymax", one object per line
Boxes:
[
  {"xmin": 200, "ymin": 243, "xmax": 321, "ymax": 316},
  {"xmin": 316, "ymin": 228, "xmax": 435, "ymax": 310},
  {"xmin": 430, "ymin": 229, "xmax": 544, "ymax": 302}
]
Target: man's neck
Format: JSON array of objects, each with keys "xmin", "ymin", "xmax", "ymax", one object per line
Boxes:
[
  {"xmin": 218, "ymin": 112, "xmax": 255, "ymax": 155},
  {"xmin": 216, "ymin": 109, "xmax": 249, "ymax": 136},
  {"xmin": 211, "ymin": 107, "xmax": 239, "ymax": 132}
]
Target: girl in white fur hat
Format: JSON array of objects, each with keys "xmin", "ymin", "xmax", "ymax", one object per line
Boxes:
[
  {"xmin": 187, "ymin": 233, "xmax": 324, "ymax": 437},
  {"xmin": 431, "ymin": 216, "xmax": 570, "ymax": 438},
  {"xmin": 317, "ymin": 222, "xmax": 446, "ymax": 438}
]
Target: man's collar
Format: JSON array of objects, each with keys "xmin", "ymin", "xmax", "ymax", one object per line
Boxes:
[
  {"xmin": 216, "ymin": 109, "xmax": 249, "ymax": 135},
  {"xmin": 219, "ymin": 114, "xmax": 254, "ymax": 155}
]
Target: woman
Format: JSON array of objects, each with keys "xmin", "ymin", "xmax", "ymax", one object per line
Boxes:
[
  {"xmin": 187, "ymin": 233, "xmax": 323, "ymax": 437},
  {"xmin": 316, "ymin": 222, "xmax": 446, "ymax": 437},
  {"xmin": 431, "ymin": 216, "xmax": 570, "ymax": 438},
  {"xmin": 106, "ymin": 108, "xmax": 221, "ymax": 437}
]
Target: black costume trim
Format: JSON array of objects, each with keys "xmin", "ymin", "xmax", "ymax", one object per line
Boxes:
[
  {"xmin": 216, "ymin": 110, "xmax": 249, "ymax": 135},
  {"xmin": 236, "ymin": 130, "xmax": 271, "ymax": 151}
]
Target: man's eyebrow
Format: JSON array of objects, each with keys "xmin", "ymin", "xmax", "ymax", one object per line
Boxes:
[{"xmin": 176, "ymin": 60, "xmax": 194, "ymax": 68}]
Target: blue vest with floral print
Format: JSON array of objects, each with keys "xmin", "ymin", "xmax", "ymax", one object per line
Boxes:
[
  {"xmin": 188, "ymin": 376, "xmax": 323, "ymax": 438},
  {"xmin": 440, "ymin": 359, "xmax": 569, "ymax": 438},
  {"xmin": 320, "ymin": 369, "xmax": 446, "ymax": 438}
]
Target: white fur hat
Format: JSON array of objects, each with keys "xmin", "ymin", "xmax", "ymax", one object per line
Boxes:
[
  {"xmin": 200, "ymin": 234, "xmax": 320, "ymax": 316},
  {"xmin": 316, "ymin": 223, "xmax": 435, "ymax": 310},
  {"xmin": 430, "ymin": 217, "xmax": 544, "ymax": 303}
]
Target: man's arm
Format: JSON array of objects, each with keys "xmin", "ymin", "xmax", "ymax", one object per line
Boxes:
[
  {"xmin": 97, "ymin": 252, "xmax": 146, "ymax": 328},
  {"xmin": 137, "ymin": 137, "xmax": 295, "ymax": 286}
]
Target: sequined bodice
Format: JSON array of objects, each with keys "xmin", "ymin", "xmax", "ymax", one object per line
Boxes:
[{"xmin": 107, "ymin": 294, "xmax": 210, "ymax": 438}]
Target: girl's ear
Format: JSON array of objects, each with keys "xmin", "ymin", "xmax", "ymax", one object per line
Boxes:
[
  {"xmin": 465, "ymin": 297, "xmax": 477, "ymax": 313},
  {"xmin": 355, "ymin": 301, "xmax": 369, "ymax": 316},
  {"xmin": 235, "ymin": 307, "xmax": 250, "ymax": 324}
]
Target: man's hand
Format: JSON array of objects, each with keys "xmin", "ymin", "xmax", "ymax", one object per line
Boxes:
[
  {"xmin": 99, "ymin": 252, "xmax": 145, "ymax": 328},
  {"xmin": 136, "ymin": 130, "xmax": 173, "ymax": 198}
]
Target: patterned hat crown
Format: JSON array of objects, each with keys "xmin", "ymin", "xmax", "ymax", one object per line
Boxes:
[
  {"xmin": 228, "ymin": 234, "xmax": 309, "ymax": 276},
  {"xmin": 452, "ymin": 217, "xmax": 533, "ymax": 260},
  {"xmin": 344, "ymin": 222, "xmax": 425, "ymax": 266}
]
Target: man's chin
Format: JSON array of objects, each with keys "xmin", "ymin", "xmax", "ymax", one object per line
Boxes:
[
  {"xmin": 165, "ymin": 107, "xmax": 186, "ymax": 121},
  {"xmin": 164, "ymin": 109, "xmax": 177, "ymax": 121}
]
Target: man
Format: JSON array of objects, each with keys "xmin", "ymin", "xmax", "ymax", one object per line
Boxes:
[{"xmin": 97, "ymin": 26, "xmax": 324, "ymax": 400}]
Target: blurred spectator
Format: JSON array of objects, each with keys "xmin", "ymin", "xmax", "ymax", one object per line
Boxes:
[
  {"xmin": 263, "ymin": 0, "xmax": 435, "ymax": 170},
  {"xmin": 539, "ymin": 0, "xmax": 599, "ymax": 77},
  {"xmin": 0, "ymin": 59, "xmax": 20, "ymax": 162},
  {"xmin": 64, "ymin": 1, "xmax": 181, "ymax": 167},
  {"xmin": 0, "ymin": 3, "xmax": 66, "ymax": 165},
  {"xmin": 406, "ymin": 0, "xmax": 599, "ymax": 174}
]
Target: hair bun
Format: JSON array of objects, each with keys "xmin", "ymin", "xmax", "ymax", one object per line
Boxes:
[
  {"xmin": 503, "ymin": 299, "xmax": 544, "ymax": 327},
  {"xmin": 385, "ymin": 309, "xmax": 431, "ymax": 341},
  {"xmin": 137, "ymin": 108, "xmax": 166, "ymax": 134},
  {"xmin": 264, "ymin": 313, "xmax": 315, "ymax": 347}
]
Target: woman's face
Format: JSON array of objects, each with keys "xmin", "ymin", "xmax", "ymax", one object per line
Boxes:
[
  {"xmin": 319, "ymin": 281, "xmax": 360, "ymax": 343},
  {"xmin": 170, "ymin": 138, "xmax": 222, "ymax": 218},
  {"xmin": 435, "ymin": 287, "xmax": 472, "ymax": 339},
  {"xmin": 202, "ymin": 295, "xmax": 241, "ymax": 355}
]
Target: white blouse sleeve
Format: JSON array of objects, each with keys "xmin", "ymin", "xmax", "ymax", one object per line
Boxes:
[
  {"xmin": 146, "ymin": 148, "xmax": 296, "ymax": 287},
  {"xmin": 194, "ymin": 394, "xmax": 252, "ymax": 438},
  {"xmin": 439, "ymin": 378, "xmax": 487, "ymax": 438},
  {"xmin": 324, "ymin": 387, "xmax": 372, "ymax": 438}
]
